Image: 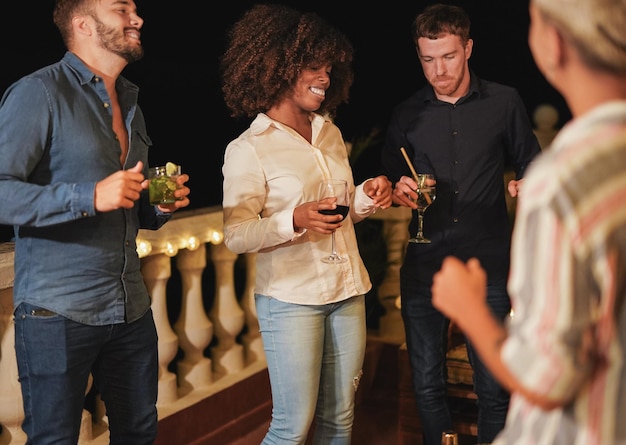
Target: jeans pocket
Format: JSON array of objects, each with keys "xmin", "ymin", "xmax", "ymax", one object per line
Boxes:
[{"xmin": 15, "ymin": 302, "xmax": 68, "ymax": 375}]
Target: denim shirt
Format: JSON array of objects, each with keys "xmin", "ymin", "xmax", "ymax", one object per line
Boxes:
[{"xmin": 0, "ymin": 51, "xmax": 170, "ymax": 325}]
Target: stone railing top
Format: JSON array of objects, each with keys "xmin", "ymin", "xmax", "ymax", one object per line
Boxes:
[
  {"xmin": 137, "ymin": 206, "xmax": 224, "ymax": 258},
  {"xmin": 0, "ymin": 204, "xmax": 408, "ymax": 288},
  {"xmin": 0, "ymin": 206, "xmax": 225, "ymax": 289}
]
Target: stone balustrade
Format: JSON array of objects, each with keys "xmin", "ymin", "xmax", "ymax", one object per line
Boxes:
[{"xmin": 0, "ymin": 204, "xmax": 410, "ymax": 444}]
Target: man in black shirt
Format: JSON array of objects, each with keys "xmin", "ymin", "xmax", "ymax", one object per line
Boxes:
[{"xmin": 380, "ymin": 4, "xmax": 541, "ymax": 445}]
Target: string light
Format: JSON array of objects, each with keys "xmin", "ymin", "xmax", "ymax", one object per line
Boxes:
[
  {"xmin": 186, "ymin": 236, "xmax": 200, "ymax": 251},
  {"xmin": 136, "ymin": 230, "xmax": 225, "ymax": 257},
  {"xmin": 165, "ymin": 242, "xmax": 179, "ymax": 257},
  {"xmin": 209, "ymin": 229, "xmax": 224, "ymax": 245},
  {"xmin": 136, "ymin": 239, "xmax": 152, "ymax": 258}
]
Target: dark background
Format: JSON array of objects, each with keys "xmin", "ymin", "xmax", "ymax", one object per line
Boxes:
[{"xmin": 1, "ymin": 1, "xmax": 570, "ymax": 242}]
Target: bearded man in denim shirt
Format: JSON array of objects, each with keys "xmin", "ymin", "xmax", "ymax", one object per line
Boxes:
[{"xmin": 0, "ymin": 0, "xmax": 190, "ymax": 443}]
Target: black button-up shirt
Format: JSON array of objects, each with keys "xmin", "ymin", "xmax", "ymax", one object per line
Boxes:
[{"xmin": 381, "ymin": 72, "xmax": 542, "ymax": 284}]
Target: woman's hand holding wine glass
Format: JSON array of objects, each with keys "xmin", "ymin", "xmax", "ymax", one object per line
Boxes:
[{"xmin": 317, "ymin": 179, "xmax": 349, "ymax": 264}]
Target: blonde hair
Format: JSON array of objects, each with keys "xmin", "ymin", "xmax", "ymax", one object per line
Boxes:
[{"xmin": 532, "ymin": 0, "xmax": 626, "ymax": 74}]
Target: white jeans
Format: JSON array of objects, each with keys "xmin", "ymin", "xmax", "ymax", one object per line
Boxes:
[{"xmin": 255, "ymin": 293, "xmax": 366, "ymax": 445}]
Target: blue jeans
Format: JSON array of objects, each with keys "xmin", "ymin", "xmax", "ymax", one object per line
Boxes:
[
  {"xmin": 14, "ymin": 302, "xmax": 159, "ymax": 445},
  {"xmin": 400, "ymin": 278, "xmax": 510, "ymax": 445},
  {"xmin": 255, "ymin": 294, "xmax": 366, "ymax": 445}
]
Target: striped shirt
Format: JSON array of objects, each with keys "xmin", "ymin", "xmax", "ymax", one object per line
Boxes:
[{"xmin": 496, "ymin": 101, "xmax": 626, "ymax": 445}]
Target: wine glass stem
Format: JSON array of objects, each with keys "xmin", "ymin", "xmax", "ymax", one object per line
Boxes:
[
  {"xmin": 331, "ymin": 233, "xmax": 338, "ymax": 256},
  {"xmin": 417, "ymin": 210, "xmax": 424, "ymax": 237}
]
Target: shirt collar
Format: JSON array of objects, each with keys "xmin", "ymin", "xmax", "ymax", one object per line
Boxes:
[
  {"xmin": 250, "ymin": 112, "xmax": 331, "ymax": 138},
  {"xmin": 60, "ymin": 51, "xmax": 138, "ymax": 93},
  {"xmin": 550, "ymin": 100, "xmax": 626, "ymax": 152},
  {"xmin": 61, "ymin": 51, "xmax": 99, "ymax": 86}
]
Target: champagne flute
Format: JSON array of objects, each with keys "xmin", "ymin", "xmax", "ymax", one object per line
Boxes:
[
  {"xmin": 318, "ymin": 179, "xmax": 350, "ymax": 264},
  {"xmin": 408, "ymin": 173, "xmax": 436, "ymax": 244}
]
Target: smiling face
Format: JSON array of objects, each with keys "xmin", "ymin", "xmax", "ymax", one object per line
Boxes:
[
  {"xmin": 90, "ymin": 0, "xmax": 144, "ymax": 63},
  {"xmin": 287, "ymin": 64, "xmax": 332, "ymax": 113},
  {"xmin": 417, "ymin": 33, "xmax": 473, "ymax": 102}
]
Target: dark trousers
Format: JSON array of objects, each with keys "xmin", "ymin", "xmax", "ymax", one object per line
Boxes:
[
  {"xmin": 14, "ymin": 302, "xmax": 159, "ymax": 445},
  {"xmin": 400, "ymin": 277, "xmax": 511, "ymax": 445}
]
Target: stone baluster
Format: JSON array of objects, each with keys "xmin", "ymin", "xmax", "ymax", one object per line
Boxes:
[
  {"xmin": 372, "ymin": 206, "xmax": 411, "ymax": 342},
  {"xmin": 0, "ymin": 287, "xmax": 26, "ymax": 444},
  {"xmin": 209, "ymin": 243, "xmax": 245, "ymax": 377},
  {"xmin": 173, "ymin": 245, "xmax": 213, "ymax": 393},
  {"xmin": 240, "ymin": 253, "xmax": 264, "ymax": 365},
  {"xmin": 142, "ymin": 254, "xmax": 179, "ymax": 406},
  {"xmin": 79, "ymin": 375, "xmax": 103, "ymax": 441},
  {"xmin": 532, "ymin": 103, "xmax": 559, "ymax": 150},
  {"xmin": 0, "ymin": 203, "xmax": 418, "ymax": 444},
  {"xmin": 87, "ymin": 390, "xmax": 108, "ymax": 441}
]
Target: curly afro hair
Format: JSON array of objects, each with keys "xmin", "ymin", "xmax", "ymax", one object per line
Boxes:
[{"xmin": 220, "ymin": 3, "xmax": 354, "ymax": 120}]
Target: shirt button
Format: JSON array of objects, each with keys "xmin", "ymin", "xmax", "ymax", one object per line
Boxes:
[
  {"xmin": 453, "ymin": 217, "xmax": 459, "ymax": 223},
  {"xmin": 81, "ymin": 211, "xmax": 88, "ymax": 217},
  {"xmin": 104, "ymin": 102, "xmax": 110, "ymax": 108},
  {"xmin": 454, "ymin": 190, "xmax": 459, "ymax": 195}
]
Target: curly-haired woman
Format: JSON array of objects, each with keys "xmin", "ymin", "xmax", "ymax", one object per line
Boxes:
[{"xmin": 220, "ymin": 4, "xmax": 392, "ymax": 444}]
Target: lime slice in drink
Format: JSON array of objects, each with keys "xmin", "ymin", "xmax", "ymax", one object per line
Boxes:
[{"xmin": 165, "ymin": 162, "xmax": 179, "ymax": 176}]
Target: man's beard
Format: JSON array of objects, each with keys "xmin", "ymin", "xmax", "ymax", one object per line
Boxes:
[
  {"xmin": 94, "ymin": 17, "xmax": 144, "ymax": 63},
  {"xmin": 431, "ymin": 75, "xmax": 461, "ymax": 97},
  {"xmin": 430, "ymin": 63, "xmax": 468, "ymax": 98}
]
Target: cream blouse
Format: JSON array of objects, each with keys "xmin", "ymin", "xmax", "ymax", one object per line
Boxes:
[{"xmin": 222, "ymin": 112, "xmax": 377, "ymax": 305}]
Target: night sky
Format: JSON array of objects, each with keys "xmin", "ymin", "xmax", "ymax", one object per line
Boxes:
[{"xmin": 1, "ymin": 1, "xmax": 570, "ymax": 241}]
